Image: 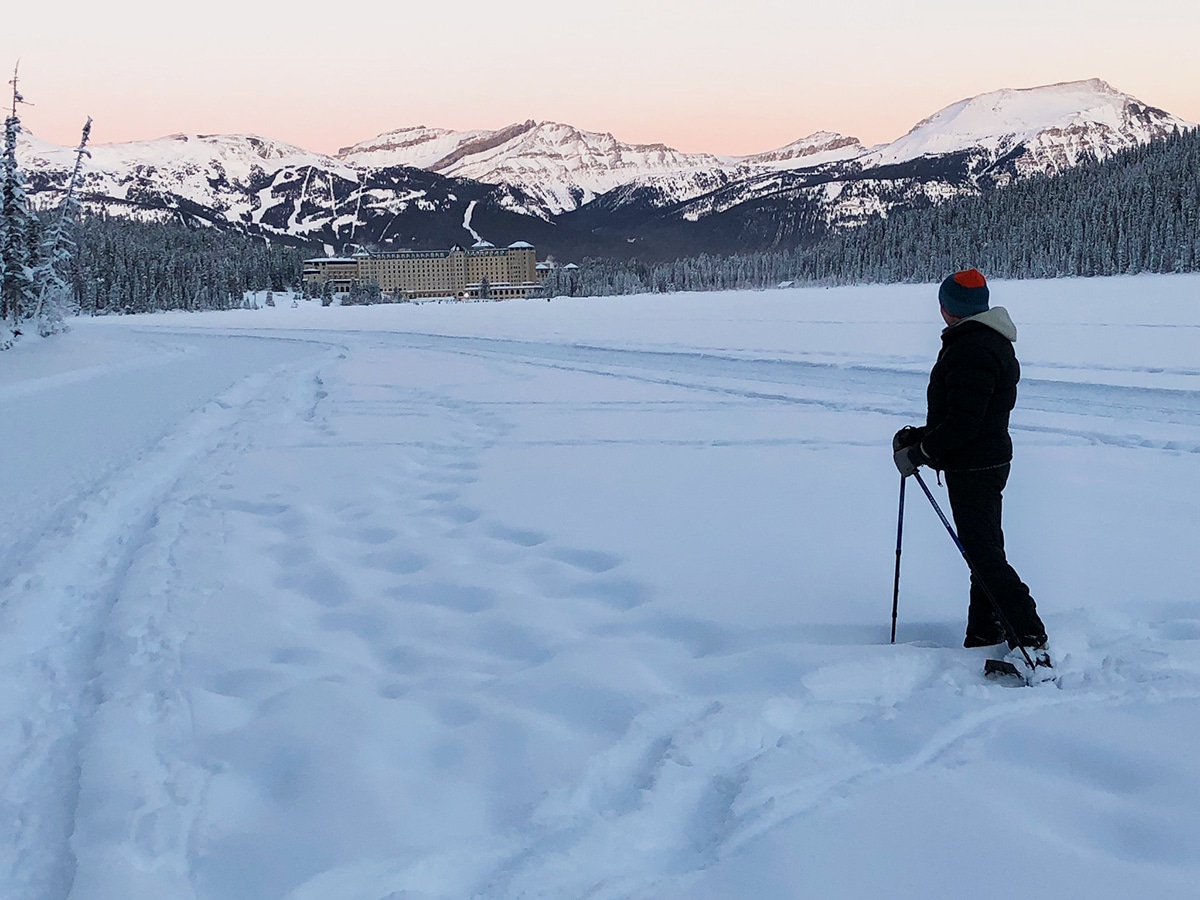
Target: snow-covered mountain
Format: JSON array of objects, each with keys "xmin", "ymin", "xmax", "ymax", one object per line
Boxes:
[
  {"xmin": 740, "ymin": 131, "xmax": 868, "ymax": 170},
  {"xmin": 337, "ymin": 80, "xmax": 1188, "ymax": 218},
  {"xmin": 338, "ymin": 121, "xmax": 868, "ymax": 214},
  {"xmin": 22, "ymin": 132, "xmax": 358, "ymax": 233},
  {"xmin": 335, "ymin": 125, "xmax": 491, "ymax": 170},
  {"xmin": 17, "ymin": 79, "xmax": 1194, "ymax": 259},
  {"xmin": 568, "ymin": 78, "xmax": 1195, "ymax": 254},
  {"xmin": 857, "ymin": 78, "xmax": 1191, "ymax": 179},
  {"xmin": 19, "ymin": 130, "xmax": 565, "ymax": 253}
]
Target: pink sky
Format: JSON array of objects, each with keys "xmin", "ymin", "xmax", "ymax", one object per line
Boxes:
[{"xmin": 5, "ymin": 0, "xmax": 1198, "ymax": 155}]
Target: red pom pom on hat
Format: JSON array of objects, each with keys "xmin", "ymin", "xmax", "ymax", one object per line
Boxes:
[
  {"xmin": 938, "ymin": 269, "xmax": 990, "ymax": 316},
  {"xmin": 953, "ymin": 269, "xmax": 987, "ymax": 289}
]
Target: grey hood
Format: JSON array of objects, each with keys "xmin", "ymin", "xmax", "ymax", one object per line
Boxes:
[{"xmin": 961, "ymin": 306, "xmax": 1017, "ymax": 342}]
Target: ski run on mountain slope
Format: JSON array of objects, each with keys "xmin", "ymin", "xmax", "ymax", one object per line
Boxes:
[{"xmin": 1, "ymin": 273, "xmax": 1198, "ymax": 899}]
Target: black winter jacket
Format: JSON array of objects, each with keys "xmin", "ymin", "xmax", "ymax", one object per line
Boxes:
[{"xmin": 920, "ymin": 307, "xmax": 1020, "ymax": 471}]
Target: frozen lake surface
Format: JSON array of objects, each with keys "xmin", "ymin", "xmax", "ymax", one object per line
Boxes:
[{"xmin": 1, "ymin": 274, "xmax": 1198, "ymax": 899}]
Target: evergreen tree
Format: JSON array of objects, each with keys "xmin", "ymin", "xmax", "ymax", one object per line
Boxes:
[
  {"xmin": 33, "ymin": 117, "xmax": 92, "ymax": 336},
  {"xmin": 0, "ymin": 65, "xmax": 35, "ymax": 347},
  {"xmin": 342, "ymin": 278, "xmax": 382, "ymax": 305}
]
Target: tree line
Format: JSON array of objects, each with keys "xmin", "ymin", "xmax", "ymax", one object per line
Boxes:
[
  {"xmin": 67, "ymin": 214, "xmax": 307, "ymax": 315},
  {"xmin": 543, "ymin": 126, "xmax": 1200, "ymax": 297}
]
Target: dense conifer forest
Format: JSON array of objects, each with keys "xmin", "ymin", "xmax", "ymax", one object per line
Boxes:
[
  {"xmin": 66, "ymin": 215, "xmax": 307, "ymax": 314},
  {"xmin": 543, "ymin": 127, "xmax": 1200, "ymax": 297}
]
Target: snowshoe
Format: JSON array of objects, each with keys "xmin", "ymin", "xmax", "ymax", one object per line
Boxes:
[{"xmin": 984, "ymin": 642, "xmax": 1055, "ymax": 686}]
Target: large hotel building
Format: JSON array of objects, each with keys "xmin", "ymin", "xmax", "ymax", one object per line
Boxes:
[{"xmin": 302, "ymin": 242, "xmax": 546, "ymax": 300}]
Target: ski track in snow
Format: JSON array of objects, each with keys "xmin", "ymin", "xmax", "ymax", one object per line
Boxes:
[
  {"xmin": 0, "ymin": 334, "xmax": 338, "ymax": 899},
  {"xmin": 2, "ymin": 289, "xmax": 1199, "ymax": 898}
]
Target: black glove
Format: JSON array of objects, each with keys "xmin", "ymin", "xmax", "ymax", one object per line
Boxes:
[
  {"xmin": 892, "ymin": 425, "xmax": 926, "ymax": 452},
  {"xmin": 893, "ymin": 443, "xmax": 928, "ymax": 478}
]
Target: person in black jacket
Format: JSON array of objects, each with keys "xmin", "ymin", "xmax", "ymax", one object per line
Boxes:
[{"xmin": 893, "ymin": 270, "xmax": 1049, "ymax": 659}]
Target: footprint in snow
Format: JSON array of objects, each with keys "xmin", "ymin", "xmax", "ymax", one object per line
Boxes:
[
  {"xmin": 566, "ymin": 578, "xmax": 652, "ymax": 611},
  {"xmin": 353, "ymin": 525, "xmax": 399, "ymax": 546},
  {"xmin": 388, "ymin": 581, "xmax": 497, "ymax": 614},
  {"xmin": 217, "ymin": 498, "xmax": 291, "ymax": 517},
  {"xmin": 361, "ymin": 547, "xmax": 429, "ymax": 576},
  {"xmin": 437, "ymin": 505, "xmax": 481, "ymax": 525},
  {"xmin": 550, "ymin": 547, "xmax": 622, "ymax": 574},
  {"xmin": 270, "ymin": 646, "xmax": 323, "ymax": 666},
  {"xmin": 486, "ymin": 523, "xmax": 549, "ymax": 548},
  {"xmin": 207, "ymin": 667, "xmax": 287, "ymax": 700},
  {"xmin": 318, "ymin": 608, "xmax": 391, "ymax": 642},
  {"xmin": 275, "ymin": 567, "xmax": 354, "ymax": 607}
]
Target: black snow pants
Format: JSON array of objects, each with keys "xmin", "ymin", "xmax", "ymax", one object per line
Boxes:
[{"xmin": 944, "ymin": 464, "xmax": 1046, "ymax": 647}]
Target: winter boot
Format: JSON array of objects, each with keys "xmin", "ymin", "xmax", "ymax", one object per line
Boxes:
[
  {"xmin": 965, "ymin": 608, "xmax": 1006, "ymax": 649},
  {"xmin": 964, "ymin": 628, "xmax": 1007, "ymax": 649}
]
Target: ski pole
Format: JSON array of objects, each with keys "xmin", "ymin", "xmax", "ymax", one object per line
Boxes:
[
  {"xmin": 890, "ymin": 475, "xmax": 905, "ymax": 643},
  {"xmin": 910, "ymin": 471, "xmax": 1036, "ymax": 671}
]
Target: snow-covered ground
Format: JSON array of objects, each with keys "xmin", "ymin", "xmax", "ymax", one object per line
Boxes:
[{"xmin": 2, "ymin": 275, "xmax": 1199, "ymax": 899}]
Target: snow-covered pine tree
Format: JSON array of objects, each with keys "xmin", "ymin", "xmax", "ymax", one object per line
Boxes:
[
  {"xmin": 0, "ymin": 64, "xmax": 36, "ymax": 349},
  {"xmin": 33, "ymin": 117, "xmax": 92, "ymax": 336}
]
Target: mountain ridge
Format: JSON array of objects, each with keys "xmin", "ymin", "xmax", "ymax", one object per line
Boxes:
[
  {"xmin": 17, "ymin": 78, "xmax": 1194, "ymax": 261},
  {"xmin": 337, "ymin": 120, "xmax": 867, "ymax": 214}
]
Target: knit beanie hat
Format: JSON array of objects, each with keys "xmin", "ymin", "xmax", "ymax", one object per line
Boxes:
[{"xmin": 938, "ymin": 269, "xmax": 990, "ymax": 317}]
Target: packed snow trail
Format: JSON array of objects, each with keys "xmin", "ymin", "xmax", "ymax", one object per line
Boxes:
[
  {"xmin": 1, "ymin": 278, "xmax": 1198, "ymax": 899},
  {"xmin": 0, "ymin": 330, "xmax": 332, "ymax": 898}
]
